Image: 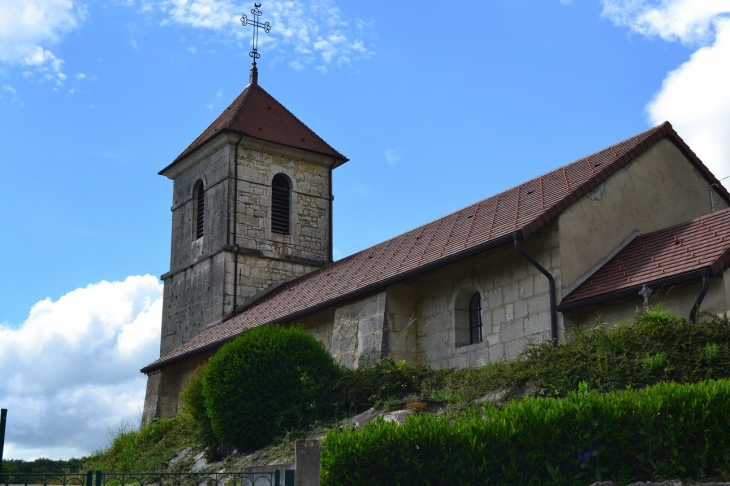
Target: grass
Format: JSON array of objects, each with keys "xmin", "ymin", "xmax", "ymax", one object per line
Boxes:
[{"xmin": 82, "ymin": 308, "xmax": 730, "ymax": 473}]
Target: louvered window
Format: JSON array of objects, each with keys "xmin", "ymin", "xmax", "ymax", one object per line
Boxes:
[
  {"xmin": 469, "ymin": 293, "xmax": 483, "ymax": 344},
  {"xmin": 271, "ymin": 174, "xmax": 290, "ymax": 235},
  {"xmin": 193, "ymin": 180, "xmax": 205, "ymax": 240}
]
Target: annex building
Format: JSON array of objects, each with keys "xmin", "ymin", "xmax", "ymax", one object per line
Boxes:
[{"xmin": 140, "ymin": 68, "xmax": 730, "ymax": 423}]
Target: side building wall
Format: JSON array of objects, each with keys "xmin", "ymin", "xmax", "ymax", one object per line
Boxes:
[
  {"xmin": 564, "ymin": 272, "xmax": 730, "ymax": 329},
  {"xmin": 559, "ymin": 139, "xmax": 729, "ymax": 293},
  {"xmin": 408, "ymin": 224, "xmax": 560, "ymax": 368},
  {"xmin": 319, "ymin": 223, "xmax": 561, "ymax": 369}
]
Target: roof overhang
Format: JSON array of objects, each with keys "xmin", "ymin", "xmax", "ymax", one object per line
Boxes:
[
  {"xmin": 557, "ymin": 268, "xmax": 712, "ymax": 313},
  {"xmin": 159, "ymin": 130, "xmax": 346, "ymax": 180}
]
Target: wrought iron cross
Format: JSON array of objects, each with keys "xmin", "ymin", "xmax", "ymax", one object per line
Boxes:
[{"xmin": 241, "ymin": 4, "xmax": 271, "ymax": 66}]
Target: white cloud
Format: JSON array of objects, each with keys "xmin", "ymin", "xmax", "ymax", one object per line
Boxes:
[
  {"xmin": 187, "ymin": 45, "xmax": 197, "ymax": 54},
  {"xmin": 2, "ymin": 83, "xmax": 20, "ymax": 102},
  {"xmin": 384, "ymin": 148, "xmax": 402, "ymax": 166},
  {"xmin": 0, "ymin": 275, "xmax": 163, "ymax": 460},
  {"xmin": 647, "ymin": 17, "xmax": 730, "ymax": 177},
  {"xmin": 131, "ymin": 39, "xmax": 139, "ymax": 50},
  {"xmin": 603, "ymin": 0, "xmax": 730, "ymax": 178},
  {"xmin": 602, "ymin": 0, "xmax": 729, "ymax": 44},
  {"xmin": 153, "ymin": 0, "xmax": 373, "ymax": 72},
  {"xmin": 0, "ymin": 0, "xmax": 86, "ymax": 82}
]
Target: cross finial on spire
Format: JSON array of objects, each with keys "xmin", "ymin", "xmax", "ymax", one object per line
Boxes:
[{"xmin": 241, "ymin": 3, "xmax": 271, "ymax": 85}]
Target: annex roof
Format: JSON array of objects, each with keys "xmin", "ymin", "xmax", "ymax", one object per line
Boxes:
[
  {"xmin": 159, "ymin": 83, "xmax": 348, "ymax": 175},
  {"xmin": 559, "ymin": 208, "xmax": 730, "ymax": 311},
  {"xmin": 142, "ymin": 121, "xmax": 730, "ymax": 373}
]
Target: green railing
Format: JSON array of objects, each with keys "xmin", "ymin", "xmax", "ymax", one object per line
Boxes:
[
  {"xmin": 1, "ymin": 470, "xmax": 293, "ymax": 486},
  {"xmin": 0, "ymin": 472, "xmax": 92, "ymax": 486}
]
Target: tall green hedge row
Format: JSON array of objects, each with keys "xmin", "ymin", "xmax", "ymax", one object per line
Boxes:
[{"xmin": 321, "ymin": 379, "xmax": 730, "ymax": 486}]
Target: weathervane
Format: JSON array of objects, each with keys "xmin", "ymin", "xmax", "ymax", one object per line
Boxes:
[{"xmin": 241, "ymin": 3, "xmax": 271, "ymax": 85}]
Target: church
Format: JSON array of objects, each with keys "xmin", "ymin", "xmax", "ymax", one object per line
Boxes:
[{"xmin": 140, "ymin": 59, "xmax": 730, "ymax": 424}]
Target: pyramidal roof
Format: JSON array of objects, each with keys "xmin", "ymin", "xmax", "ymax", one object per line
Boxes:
[{"xmin": 160, "ymin": 82, "xmax": 348, "ymax": 174}]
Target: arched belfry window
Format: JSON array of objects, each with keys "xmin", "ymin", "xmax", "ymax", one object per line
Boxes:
[
  {"xmin": 271, "ymin": 174, "xmax": 291, "ymax": 235},
  {"xmin": 193, "ymin": 180, "xmax": 205, "ymax": 240},
  {"xmin": 469, "ymin": 293, "xmax": 483, "ymax": 344}
]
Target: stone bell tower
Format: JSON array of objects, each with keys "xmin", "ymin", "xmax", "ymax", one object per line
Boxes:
[{"xmin": 156, "ymin": 67, "xmax": 348, "ymax": 357}]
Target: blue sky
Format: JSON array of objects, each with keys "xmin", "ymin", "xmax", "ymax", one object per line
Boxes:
[{"xmin": 1, "ymin": 0, "xmax": 729, "ymax": 459}]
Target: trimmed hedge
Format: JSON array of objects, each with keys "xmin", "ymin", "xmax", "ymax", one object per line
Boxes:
[
  {"xmin": 203, "ymin": 325, "xmax": 339, "ymax": 451},
  {"xmin": 322, "ymin": 379, "xmax": 730, "ymax": 485}
]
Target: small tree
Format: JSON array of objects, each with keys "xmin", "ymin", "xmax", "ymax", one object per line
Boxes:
[{"xmin": 203, "ymin": 325, "xmax": 339, "ymax": 450}]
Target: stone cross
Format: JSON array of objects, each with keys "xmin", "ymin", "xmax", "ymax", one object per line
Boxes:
[{"xmin": 639, "ymin": 284, "xmax": 653, "ymax": 310}]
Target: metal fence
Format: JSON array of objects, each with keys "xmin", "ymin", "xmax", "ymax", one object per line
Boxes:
[
  {"xmin": 1, "ymin": 471, "xmax": 293, "ymax": 486},
  {"xmin": 0, "ymin": 472, "xmax": 93, "ymax": 486}
]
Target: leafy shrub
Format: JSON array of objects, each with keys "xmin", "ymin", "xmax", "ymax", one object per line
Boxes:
[
  {"xmin": 203, "ymin": 325, "xmax": 339, "ymax": 451},
  {"xmin": 642, "ymin": 352, "xmax": 669, "ymax": 374},
  {"xmin": 413, "ymin": 309, "xmax": 730, "ymax": 404},
  {"xmin": 1, "ymin": 458, "xmax": 85, "ymax": 474},
  {"xmin": 180, "ymin": 365, "xmax": 225, "ymax": 461},
  {"xmin": 706, "ymin": 342, "xmax": 721, "ymax": 360},
  {"xmin": 329, "ymin": 358, "xmax": 431, "ymax": 416},
  {"xmin": 322, "ymin": 379, "xmax": 730, "ymax": 485}
]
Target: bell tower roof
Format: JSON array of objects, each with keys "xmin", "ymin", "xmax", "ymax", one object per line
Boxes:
[{"xmin": 160, "ymin": 82, "xmax": 348, "ymax": 175}]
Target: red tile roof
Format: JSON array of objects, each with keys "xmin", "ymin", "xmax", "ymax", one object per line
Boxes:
[
  {"xmin": 560, "ymin": 208, "xmax": 730, "ymax": 310},
  {"xmin": 142, "ymin": 122, "xmax": 730, "ymax": 373},
  {"xmin": 159, "ymin": 83, "xmax": 347, "ymax": 175}
]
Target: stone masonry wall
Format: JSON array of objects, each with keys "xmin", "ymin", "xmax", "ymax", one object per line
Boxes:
[
  {"xmin": 291, "ymin": 223, "xmax": 561, "ymax": 370},
  {"xmin": 160, "ymin": 140, "xmax": 333, "ymax": 358},
  {"xmin": 168, "ymin": 145, "xmax": 231, "ymax": 271},
  {"xmin": 161, "ymin": 144, "xmax": 231, "ymax": 357},
  {"xmin": 383, "ymin": 285, "xmax": 418, "ymax": 365},
  {"xmin": 411, "ymin": 223, "xmax": 561, "ymax": 369},
  {"xmin": 331, "ymin": 292, "xmax": 386, "ymax": 368},
  {"xmin": 224, "ymin": 253, "xmax": 321, "ymax": 314},
  {"xmin": 235, "ymin": 147, "xmax": 331, "ymax": 264},
  {"xmin": 161, "ymin": 253, "xmax": 227, "ymax": 357}
]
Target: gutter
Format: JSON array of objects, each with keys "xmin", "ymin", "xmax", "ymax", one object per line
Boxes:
[
  {"xmin": 329, "ymin": 164, "xmax": 334, "ymax": 262},
  {"xmin": 232, "ymin": 133, "xmax": 244, "ymax": 315},
  {"xmin": 689, "ymin": 269, "xmax": 711, "ymax": 324},
  {"xmin": 141, "ymin": 231, "xmax": 520, "ymax": 374},
  {"xmin": 514, "ymin": 233, "xmax": 558, "ymax": 348}
]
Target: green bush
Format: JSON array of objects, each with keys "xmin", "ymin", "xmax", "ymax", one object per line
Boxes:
[
  {"xmin": 203, "ymin": 324, "xmax": 339, "ymax": 451},
  {"xmin": 413, "ymin": 309, "xmax": 730, "ymax": 404},
  {"xmin": 329, "ymin": 358, "xmax": 432, "ymax": 416},
  {"xmin": 322, "ymin": 379, "xmax": 730, "ymax": 486},
  {"xmin": 180, "ymin": 365, "xmax": 225, "ymax": 461}
]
